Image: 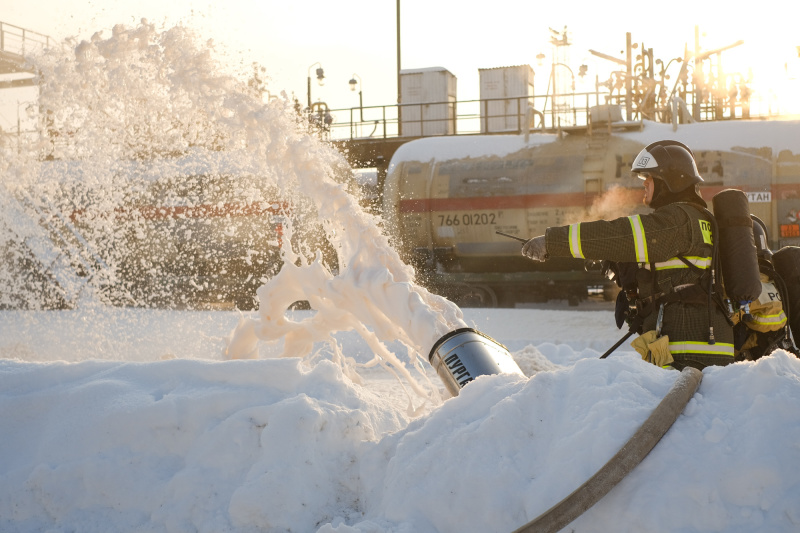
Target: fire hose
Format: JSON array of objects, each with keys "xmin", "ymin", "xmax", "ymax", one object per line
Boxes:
[{"xmin": 512, "ymin": 366, "xmax": 703, "ymax": 533}]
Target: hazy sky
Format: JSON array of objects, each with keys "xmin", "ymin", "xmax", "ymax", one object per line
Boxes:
[{"xmin": 2, "ymin": 1, "xmax": 799, "ymax": 115}]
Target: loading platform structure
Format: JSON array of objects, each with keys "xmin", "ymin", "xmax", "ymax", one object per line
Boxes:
[
  {"xmin": 0, "ymin": 21, "xmax": 52, "ymax": 88},
  {"xmin": 325, "ymin": 94, "xmax": 641, "ymax": 195}
]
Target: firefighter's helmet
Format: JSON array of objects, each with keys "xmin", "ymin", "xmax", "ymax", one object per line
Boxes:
[{"xmin": 631, "ymin": 140, "xmax": 704, "ymax": 192}]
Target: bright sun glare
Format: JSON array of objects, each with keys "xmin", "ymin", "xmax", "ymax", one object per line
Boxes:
[{"xmin": 1, "ymin": 1, "xmax": 799, "ymax": 118}]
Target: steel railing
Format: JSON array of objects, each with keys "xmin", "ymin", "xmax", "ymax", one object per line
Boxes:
[
  {"xmin": 315, "ymin": 93, "xmax": 605, "ymax": 142},
  {"xmin": 309, "ymin": 90, "xmax": 783, "ymax": 142},
  {"xmin": 0, "ymin": 21, "xmax": 52, "ymax": 58}
]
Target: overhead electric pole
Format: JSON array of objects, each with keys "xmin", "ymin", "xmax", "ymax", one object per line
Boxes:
[{"xmin": 397, "ymin": 0, "xmax": 402, "ymax": 136}]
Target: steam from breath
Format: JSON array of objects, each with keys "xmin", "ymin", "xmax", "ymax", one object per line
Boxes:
[
  {"xmin": 0, "ymin": 20, "xmax": 465, "ymax": 406},
  {"xmin": 564, "ymin": 185, "xmax": 642, "ymax": 225}
]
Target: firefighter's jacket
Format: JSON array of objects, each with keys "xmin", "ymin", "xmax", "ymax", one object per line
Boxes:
[{"xmin": 545, "ymin": 202, "xmax": 735, "ymax": 367}]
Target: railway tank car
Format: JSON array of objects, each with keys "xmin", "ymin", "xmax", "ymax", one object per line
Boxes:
[
  {"xmin": 2, "ymin": 151, "xmax": 341, "ymax": 311},
  {"xmin": 382, "ymin": 109, "xmax": 800, "ymax": 307}
]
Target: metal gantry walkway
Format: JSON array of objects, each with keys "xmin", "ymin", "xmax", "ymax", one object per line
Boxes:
[{"xmin": 0, "ymin": 21, "xmax": 51, "ymax": 87}]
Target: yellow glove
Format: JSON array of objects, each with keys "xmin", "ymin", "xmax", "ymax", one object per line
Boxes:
[{"xmin": 631, "ymin": 330, "xmax": 674, "ymax": 367}]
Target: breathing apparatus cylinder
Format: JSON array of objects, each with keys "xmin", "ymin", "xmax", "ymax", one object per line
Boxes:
[
  {"xmin": 772, "ymin": 246, "xmax": 800, "ymax": 349},
  {"xmin": 711, "ymin": 189, "xmax": 762, "ymax": 314},
  {"xmin": 428, "ymin": 327, "xmax": 524, "ymax": 397}
]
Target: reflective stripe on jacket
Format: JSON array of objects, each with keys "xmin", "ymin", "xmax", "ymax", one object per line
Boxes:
[
  {"xmin": 669, "ymin": 341, "xmax": 735, "ymax": 357},
  {"xmin": 644, "ymin": 256, "xmax": 711, "ymax": 271},
  {"xmin": 748, "ymin": 310, "xmax": 788, "ymax": 331}
]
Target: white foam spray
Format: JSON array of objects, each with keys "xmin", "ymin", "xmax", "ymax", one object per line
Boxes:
[{"xmin": 1, "ymin": 20, "xmax": 465, "ymax": 405}]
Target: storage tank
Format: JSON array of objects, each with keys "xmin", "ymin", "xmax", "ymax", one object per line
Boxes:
[
  {"xmin": 479, "ymin": 65, "xmax": 535, "ymax": 133},
  {"xmin": 400, "ymin": 67, "xmax": 457, "ymax": 137}
]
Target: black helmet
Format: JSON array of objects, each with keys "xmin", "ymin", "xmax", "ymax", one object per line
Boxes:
[
  {"xmin": 751, "ymin": 215, "xmax": 773, "ymax": 263},
  {"xmin": 631, "ymin": 140, "xmax": 703, "ymax": 192}
]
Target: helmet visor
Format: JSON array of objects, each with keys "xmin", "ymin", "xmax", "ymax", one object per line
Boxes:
[{"xmin": 636, "ymin": 171, "xmax": 654, "ymax": 181}]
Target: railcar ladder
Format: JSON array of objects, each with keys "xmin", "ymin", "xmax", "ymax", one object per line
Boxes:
[{"xmin": 582, "ymin": 131, "xmax": 609, "ymax": 205}]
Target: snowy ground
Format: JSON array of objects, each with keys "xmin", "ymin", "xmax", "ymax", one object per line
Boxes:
[{"xmin": 2, "ymin": 302, "xmax": 799, "ymax": 533}]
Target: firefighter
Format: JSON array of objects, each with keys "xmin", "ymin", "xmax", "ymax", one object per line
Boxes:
[
  {"xmin": 733, "ymin": 216, "xmax": 792, "ymax": 360},
  {"xmin": 522, "ymin": 140, "xmax": 735, "ymax": 370}
]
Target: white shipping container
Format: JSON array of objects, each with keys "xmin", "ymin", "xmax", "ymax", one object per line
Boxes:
[
  {"xmin": 589, "ymin": 104, "xmax": 623, "ymax": 124},
  {"xmin": 400, "ymin": 67, "xmax": 457, "ymax": 137},
  {"xmin": 479, "ymin": 65, "xmax": 535, "ymax": 133}
]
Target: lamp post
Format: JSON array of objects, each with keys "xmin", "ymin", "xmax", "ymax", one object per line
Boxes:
[
  {"xmin": 396, "ymin": 0, "xmax": 402, "ymax": 136},
  {"xmin": 348, "ymin": 73, "xmax": 363, "ymax": 122},
  {"xmin": 15, "ymin": 100, "xmax": 37, "ymax": 152},
  {"xmin": 307, "ymin": 62, "xmax": 325, "ymax": 109}
]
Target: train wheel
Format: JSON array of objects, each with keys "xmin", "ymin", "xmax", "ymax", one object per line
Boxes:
[
  {"xmin": 496, "ymin": 292, "xmax": 518, "ymax": 308},
  {"xmin": 455, "ymin": 284, "xmax": 498, "ymax": 308}
]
